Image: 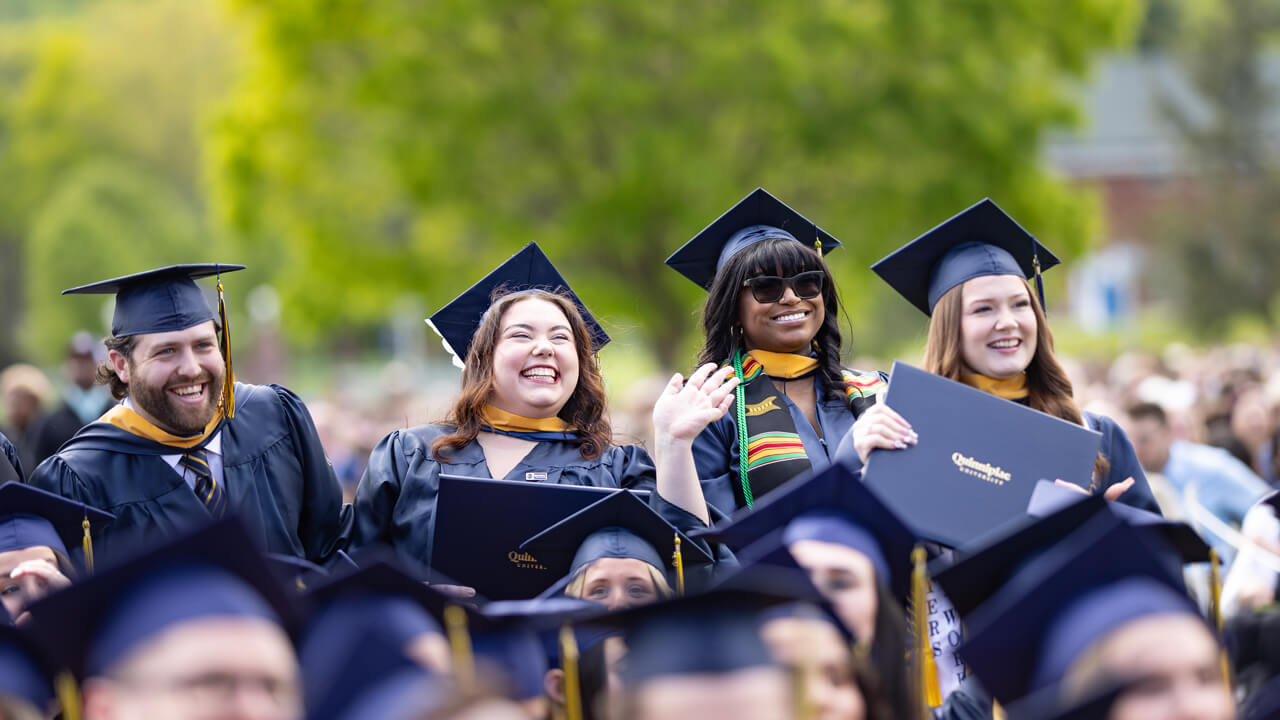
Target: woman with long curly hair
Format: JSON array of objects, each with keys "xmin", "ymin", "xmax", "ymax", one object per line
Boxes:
[
  {"xmin": 841, "ymin": 198, "xmax": 1159, "ymax": 511},
  {"xmin": 666, "ymin": 188, "xmax": 886, "ymax": 515},
  {"xmin": 353, "ymin": 243, "xmax": 736, "ymax": 585}
]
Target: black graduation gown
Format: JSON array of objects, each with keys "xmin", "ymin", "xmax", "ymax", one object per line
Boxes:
[
  {"xmin": 26, "ymin": 383, "xmax": 352, "ymax": 565},
  {"xmin": 351, "ymin": 424, "xmax": 659, "ymax": 570}
]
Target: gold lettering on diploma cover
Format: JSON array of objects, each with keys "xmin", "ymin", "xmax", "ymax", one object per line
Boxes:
[
  {"xmin": 951, "ymin": 452, "xmax": 1013, "ymax": 486},
  {"xmin": 508, "ymin": 550, "xmax": 547, "ymax": 570},
  {"xmin": 744, "ymin": 395, "xmax": 782, "ymax": 417}
]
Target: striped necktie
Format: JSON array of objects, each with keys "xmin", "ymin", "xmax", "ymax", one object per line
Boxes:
[{"xmin": 179, "ymin": 447, "xmax": 225, "ymax": 517}]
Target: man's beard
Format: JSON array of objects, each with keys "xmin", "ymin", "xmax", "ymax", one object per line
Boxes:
[{"xmin": 127, "ymin": 366, "xmax": 225, "ymax": 436}]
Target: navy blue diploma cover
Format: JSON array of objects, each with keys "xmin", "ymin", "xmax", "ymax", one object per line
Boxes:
[
  {"xmin": 862, "ymin": 362, "xmax": 1102, "ymax": 548},
  {"xmin": 432, "ymin": 475, "xmax": 648, "ymax": 600}
]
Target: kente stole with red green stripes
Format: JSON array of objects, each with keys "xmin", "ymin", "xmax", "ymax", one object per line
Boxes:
[{"xmin": 730, "ymin": 350, "xmax": 886, "ymax": 508}]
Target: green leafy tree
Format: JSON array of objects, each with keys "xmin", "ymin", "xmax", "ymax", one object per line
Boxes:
[{"xmin": 213, "ymin": 0, "xmax": 1141, "ymax": 368}]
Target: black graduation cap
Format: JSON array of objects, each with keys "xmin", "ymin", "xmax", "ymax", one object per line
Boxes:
[
  {"xmin": 1005, "ymin": 675, "xmax": 1145, "ymax": 720},
  {"xmin": 871, "ymin": 198, "xmax": 1060, "ymax": 315},
  {"xmin": 303, "ymin": 623, "xmax": 446, "ymax": 720},
  {"xmin": 62, "ymin": 263, "xmax": 245, "ymax": 338},
  {"xmin": 426, "ymin": 242, "xmax": 609, "ymax": 367},
  {"xmin": 265, "ymin": 552, "xmax": 329, "ymax": 593},
  {"xmin": 0, "ymin": 482, "xmax": 114, "ymax": 563},
  {"xmin": 469, "ymin": 597, "xmax": 605, "ymax": 701},
  {"xmin": 1026, "ymin": 479, "xmax": 1211, "ymax": 564},
  {"xmin": 520, "ymin": 489, "xmax": 713, "ymax": 593},
  {"xmin": 24, "ymin": 517, "xmax": 298, "ymax": 681},
  {"xmin": 665, "ymin": 187, "xmax": 842, "ymax": 290},
  {"xmin": 959, "ymin": 511, "xmax": 1200, "ymax": 704},
  {"xmin": 692, "ymin": 462, "xmax": 917, "ymax": 601},
  {"xmin": 0, "ymin": 623, "xmax": 57, "ymax": 713}
]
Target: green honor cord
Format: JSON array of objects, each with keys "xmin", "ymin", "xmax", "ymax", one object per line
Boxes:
[{"xmin": 734, "ymin": 350, "xmax": 753, "ymax": 508}]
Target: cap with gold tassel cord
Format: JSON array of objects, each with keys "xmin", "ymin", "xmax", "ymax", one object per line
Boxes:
[
  {"xmin": 519, "ymin": 489, "xmax": 712, "ymax": 600},
  {"xmin": 61, "ymin": 263, "xmax": 246, "ymax": 411},
  {"xmin": 471, "ymin": 597, "xmax": 605, "ymax": 707},
  {"xmin": 0, "ymin": 482, "xmax": 113, "ymax": 577},
  {"xmin": 1207, "ymin": 548, "xmax": 1232, "ymax": 688}
]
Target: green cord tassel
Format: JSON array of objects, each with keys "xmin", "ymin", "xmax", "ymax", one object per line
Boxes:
[{"xmin": 734, "ymin": 350, "xmax": 753, "ymax": 508}]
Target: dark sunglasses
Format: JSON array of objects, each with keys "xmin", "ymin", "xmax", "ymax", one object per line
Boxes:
[{"xmin": 742, "ymin": 270, "xmax": 826, "ymax": 304}]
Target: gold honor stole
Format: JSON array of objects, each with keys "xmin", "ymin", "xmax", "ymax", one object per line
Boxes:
[
  {"xmin": 479, "ymin": 405, "xmax": 573, "ymax": 433},
  {"xmin": 100, "ymin": 405, "xmax": 223, "ymax": 449},
  {"xmin": 961, "ymin": 373, "xmax": 1029, "ymax": 401}
]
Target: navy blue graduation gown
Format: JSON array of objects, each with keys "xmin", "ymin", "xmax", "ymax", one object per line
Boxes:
[
  {"xmin": 352, "ymin": 424, "xmax": 658, "ymax": 570},
  {"xmin": 27, "ymin": 383, "xmax": 353, "ymax": 565},
  {"xmin": 693, "ymin": 371, "xmax": 884, "ymax": 516},
  {"xmin": 0, "ymin": 430, "xmax": 22, "ymax": 484}
]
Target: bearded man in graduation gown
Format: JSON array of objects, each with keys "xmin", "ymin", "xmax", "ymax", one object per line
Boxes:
[{"xmin": 28, "ymin": 264, "xmax": 352, "ymax": 566}]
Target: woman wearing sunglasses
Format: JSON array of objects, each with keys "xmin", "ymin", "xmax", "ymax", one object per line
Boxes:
[{"xmin": 665, "ymin": 188, "xmax": 887, "ymax": 515}]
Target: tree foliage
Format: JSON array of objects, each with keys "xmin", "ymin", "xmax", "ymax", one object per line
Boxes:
[{"xmin": 214, "ymin": 0, "xmax": 1141, "ymax": 367}]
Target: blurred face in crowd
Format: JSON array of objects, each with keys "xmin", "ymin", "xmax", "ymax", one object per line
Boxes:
[
  {"xmin": 111, "ymin": 321, "xmax": 225, "ymax": 435},
  {"xmin": 1070, "ymin": 615, "xmax": 1233, "ymax": 720},
  {"xmin": 0, "ymin": 546, "xmax": 63, "ymax": 625},
  {"xmin": 1231, "ymin": 387, "xmax": 1273, "ymax": 453},
  {"xmin": 68, "ymin": 351, "xmax": 99, "ymax": 390},
  {"xmin": 1127, "ymin": 415, "xmax": 1172, "ymax": 473},
  {"xmin": 630, "ymin": 666, "xmax": 793, "ymax": 720},
  {"xmin": 489, "ymin": 297, "xmax": 580, "ymax": 419},
  {"xmin": 83, "ymin": 617, "xmax": 301, "ymax": 720},
  {"xmin": 761, "ymin": 615, "xmax": 864, "ymax": 720},
  {"xmin": 787, "ymin": 540, "xmax": 878, "ymax": 645},
  {"xmin": 737, "ymin": 272, "xmax": 826, "ymax": 354},
  {"xmin": 958, "ymin": 275, "xmax": 1038, "ymax": 380},
  {"xmin": 574, "ymin": 558, "xmax": 664, "ymax": 611}
]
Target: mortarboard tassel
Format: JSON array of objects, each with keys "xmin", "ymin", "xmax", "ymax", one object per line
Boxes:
[
  {"xmin": 733, "ymin": 351, "xmax": 754, "ymax": 509},
  {"xmin": 444, "ymin": 604, "xmax": 475, "ymax": 693},
  {"xmin": 910, "ymin": 545, "xmax": 941, "ymax": 715},
  {"xmin": 672, "ymin": 534, "xmax": 685, "ymax": 596},
  {"xmin": 1208, "ymin": 548, "xmax": 1232, "ymax": 688},
  {"xmin": 81, "ymin": 516, "xmax": 94, "ymax": 575},
  {"xmin": 56, "ymin": 671, "xmax": 82, "ymax": 720},
  {"xmin": 559, "ymin": 622, "xmax": 583, "ymax": 720},
  {"xmin": 1032, "ymin": 247, "xmax": 1046, "ymax": 313},
  {"xmin": 216, "ymin": 273, "xmax": 235, "ymax": 419}
]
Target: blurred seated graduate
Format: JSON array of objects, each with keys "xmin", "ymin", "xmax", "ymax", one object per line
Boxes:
[
  {"xmin": 353, "ymin": 243, "xmax": 737, "ymax": 571},
  {"xmin": 24, "ymin": 518, "xmax": 303, "ymax": 720},
  {"xmin": 844, "ymin": 199, "xmax": 1159, "ymax": 512},
  {"xmin": 0, "ymin": 483, "xmax": 113, "ymax": 625},
  {"xmin": 0, "ymin": 428, "xmax": 22, "ymax": 485},
  {"xmin": 953, "ymin": 510, "xmax": 1233, "ymax": 717},
  {"xmin": 666, "ymin": 188, "xmax": 886, "ymax": 516},
  {"xmin": 693, "ymin": 462, "xmax": 922, "ymax": 717},
  {"xmin": 520, "ymin": 488, "xmax": 716, "ymax": 609},
  {"xmin": 602, "ymin": 577, "xmax": 828, "ymax": 720},
  {"xmin": 0, "ymin": 607, "xmax": 59, "ymax": 720},
  {"xmin": 29, "ymin": 264, "xmax": 352, "ymax": 566}
]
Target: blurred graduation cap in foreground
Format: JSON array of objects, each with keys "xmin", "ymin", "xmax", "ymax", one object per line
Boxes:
[
  {"xmin": 872, "ymin": 198, "xmax": 1059, "ymax": 315},
  {"xmin": 24, "ymin": 517, "xmax": 297, "ymax": 682},
  {"xmin": 958, "ymin": 510, "xmax": 1202, "ymax": 705},
  {"xmin": 426, "ymin": 242, "xmax": 609, "ymax": 367},
  {"xmin": 666, "ymin": 187, "xmax": 842, "ymax": 290}
]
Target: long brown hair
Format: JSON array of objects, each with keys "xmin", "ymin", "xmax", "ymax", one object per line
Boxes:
[
  {"xmin": 431, "ymin": 289, "xmax": 612, "ymax": 460},
  {"xmin": 923, "ymin": 277, "xmax": 1108, "ymax": 477}
]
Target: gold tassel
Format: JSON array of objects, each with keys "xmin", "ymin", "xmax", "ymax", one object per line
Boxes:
[
  {"xmin": 560, "ymin": 623, "xmax": 583, "ymax": 720},
  {"xmin": 1208, "ymin": 548, "xmax": 1232, "ymax": 687},
  {"xmin": 910, "ymin": 545, "xmax": 941, "ymax": 714},
  {"xmin": 992, "ymin": 700, "xmax": 1006, "ymax": 720},
  {"xmin": 444, "ymin": 605, "xmax": 475, "ymax": 693},
  {"xmin": 81, "ymin": 517, "xmax": 94, "ymax": 575},
  {"xmin": 216, "ymin": 274, "xmax": 235, "ymax": 419},
  {"xmin": 55, "ymin": 671, "xmax": 82, "ymax": 720},
  {"xmin": 673, "ymin": 534, "xmax": 685, "ymax": 596}
]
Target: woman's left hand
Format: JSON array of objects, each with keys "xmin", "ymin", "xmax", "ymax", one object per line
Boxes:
[
  {"xmin": 653, "ymin": 363, "xmax": 740, "ymax": 445},
  {"xmin": 1053, "ymin": 476, "xmax": 1135, "ymax": 502}
]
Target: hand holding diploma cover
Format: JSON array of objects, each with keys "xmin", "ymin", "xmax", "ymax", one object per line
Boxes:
[{"xmin": 861, "ymin": 362, "xmax": 1102, "ymax": 548}]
